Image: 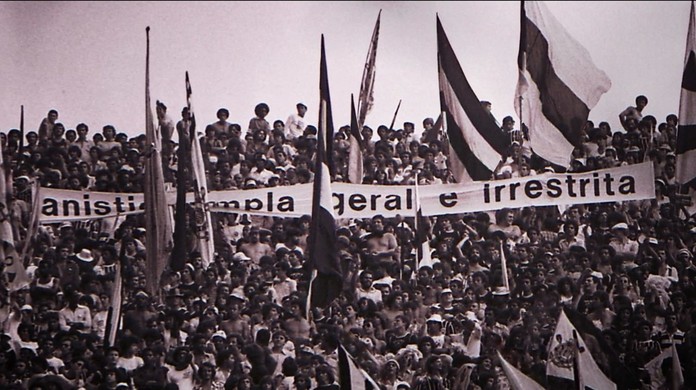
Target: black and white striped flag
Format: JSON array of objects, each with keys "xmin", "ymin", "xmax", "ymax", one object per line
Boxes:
[
  {"xmin": 676, "ymin": 1, "xmax": 696, "ymax": 187},
  {"xmin": 437, "ymin": 16, "xmax": 509, "ymax": 182},
  {"xmin": 515, "ymin": 1, "xmax": 611, "ymax": 168}
]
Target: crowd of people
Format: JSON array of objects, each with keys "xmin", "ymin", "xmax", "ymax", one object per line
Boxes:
[{"xmin": 1, "ymin": 94, "xmax": 696, "ymax": 390}]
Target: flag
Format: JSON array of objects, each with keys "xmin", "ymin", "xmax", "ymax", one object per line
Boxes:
[
  {"xmin": 500, "ymin": 241, "xmax": 509, "ymax": 291},
  {"xmin": 676, "ymin": 0, "xmax": 696, "ymax": 186},
  {"xmin": 186, "ymin": 72, "xmax": 215, "ymax": 268},
  {"xmin": 357, "ymin": 10, "xmax": 381, "ymax": 128},
  {"xmin": 338, "ymin": 344, "xmax": 380, "ymax": 390},
  {"xmin": 644, "ymin": 343, "xmax": 684, "ymax": 390},
  {"xmin": 414, "ymin": 175, "xmax": 433, "ymax": 270},
  {"xmin": 515, "ymin": 1, "xmax": 611, "ymax": 168},
  {"xmin": 0, "ymin": 136, "xmax": 28, "ymax": 291},
  {"xmin": 143, "ymin": 27, "xmax": 173, "ymax": 294},
  {"xmin": 307, "ymin": 35, "xmax": 343, "ymax": 310},
  {"xmin": 104, "ymin": 263, "xmax": 123, "ymax": 347},
  {"xmin": 563, "ymin": 306, "xmax": 641, "ymax": 389},
  {"xmin": 498, "ymin": 351, "xmax": 545, "ymax": 390},
  {"xmin": 547, "ymin": 309, "xmax": 616, "ymax": 390},
  {"xmin": 436, "ymin": 16, "xmax": 509, "ymax": 182},
  {"xmin": 348, "ymin": 94, "xmax": 364, "ymax": 184}
]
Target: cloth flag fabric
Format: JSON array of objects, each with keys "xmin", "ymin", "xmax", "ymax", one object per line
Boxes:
[
  {"xmin": 500, "ymin": 241, "xmax": 510, "ymax": 291},
  {"xmin": 0, "ymin": 138, "xmax": 28, "ymax": 291},
  {"xmin": 357, "ymin": 10, "xmax": 381, "ymax": 128},
  {"xmin": 105, "ymin": 263, "xmax": 123, "ymax": 347},
  {"xmin": 338, "ymin": 344, "xmax": 380, "ymax": 390},
  {"xmin": 515, "ymin": 1, "xmax": 611, "ymax": 168},
  {"xmin": 436, "ymin": 16, "xmax": 509, "ymax": 182},
  {"xmin": 563, "ymin": 306, "xmax": 641, "ymax": 390},
  {"xmin": 186, "ymin": 72, "xmax": 215, "ymax": 268},
  {"xmin": 644, "ymin": 343, "xmax": 684, "ymax": 390},
  {"xmin": 676, "ymin": 0, "xmax": 696, "ymax": 186},
  {"xmin": 498, "ymin": 351, "xmax": 544, "ymax": 390},
  {"xmin": 143, "ymin": 27, "xmax": 173, "ymax": 294},
  {"xmin": 547, "ymin": 309, "xmax": 616, "ymax": 390},
  {"xmin": 307, "ymin": 35, "xmax": 343, "ymax": 310},
  {"xmin": 348, "ymin": 94, "xmax": 364, "ymax": 184},
  {"xmin": 414, "ymin": 176, "xmax": 434, "ymax": 270}
]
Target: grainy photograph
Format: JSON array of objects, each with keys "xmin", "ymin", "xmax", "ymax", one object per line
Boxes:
[{"xmin": 0, "ymin": 2, "xmax": 695, "ymax": 389}]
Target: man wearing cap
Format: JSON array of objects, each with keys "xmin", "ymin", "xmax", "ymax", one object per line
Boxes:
[
  {"xmin": 609, "ymin": 222, "xmax": 639, "ymax": 262},
  {"xmin": 122, "ymin": 291, "xmax": 157, "ymax": 338}
]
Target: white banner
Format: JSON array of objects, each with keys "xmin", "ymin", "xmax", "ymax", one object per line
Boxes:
[
  {"xmin": 38, "ymin": 162, "xmax": 654, "ymax": 223},
  {"xmin": 419, "ymin": 162, "xmax": 655, "ymax": 216}
]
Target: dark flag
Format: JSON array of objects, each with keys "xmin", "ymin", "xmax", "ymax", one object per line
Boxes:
[
  {"xmin": 515, "ymin": 1, "xmax": 611, "ymax": 168},
  {"xmin": 348, "ymin": 94, "xmax": 364, "ymax": 184},
  {"xmin": 436, "ymin": 16, "xmax": 509, "ymax": 182},
  {"xmin": 143, "ymin": 26, "xmax": 173, "ymax": 293},
  {"xmin": 307, "ymin": 35, "xmax": 342, "ymax": 310},
  {"xmin": 676, "ymin": 1, "xmax": 696, "ymax": 187}
]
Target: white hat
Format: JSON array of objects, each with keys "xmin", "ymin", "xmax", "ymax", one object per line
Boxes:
[
  {"xmin": 612, "ymin": 222, "xmax": 629, "ymax": 230},
  {"xmin": 426, "ymin": 314, "xmax": 443, "ymax": 323},
  {"xmin": 492, "ymin": 286, "xmax": 510, "ymax": 296},
  {"xmin": 20, "ymin": 304, "xmax": 33, "ymax": 311},
  {"xmin": 233, "ymin": 252, "xmax": 251, "ymax": 261},
  {"xmin": 76, "ymin": 249, "xmax": 94, "ymax": 263},
  {"xmin": 211, "ymin": 330, "xmax": 227, "ymax": 340}
]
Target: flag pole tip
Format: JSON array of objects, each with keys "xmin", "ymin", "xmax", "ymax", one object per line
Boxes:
[{"xmin": 146, "ymin": 26, "xmax": 150, "ymax": 32}]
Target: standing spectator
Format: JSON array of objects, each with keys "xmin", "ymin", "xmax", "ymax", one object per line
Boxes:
[
  {"xmin": 619, "ymin": 95, "xmax": 648, "ymax": 131},
  {"xmin": 285, "ymin": 103, "xmax": 308, "ymax": 141},
  {"xmin": 38, "ymin": 109, "xmax": 59, "ymax": 142}
]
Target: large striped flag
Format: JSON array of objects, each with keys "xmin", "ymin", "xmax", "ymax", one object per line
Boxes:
[
  {"xmin": 498, "ymin": 351, "xmax": 544, "ymax": 390},
  {"xmin": 186, "ymin": 72, "xmax": 215, "ymax": 268},
  {"xmin": 547, "ymin": 309, "xmax": 616, "ymax": 390},
  {"xmin": 357, "ymin": 10, "xmax": 381, "ymax": 128},
  {"xmin": 515, "ymin": 1, "xmax": 611, "ymax": 168},
  {"xmin": 338, "ymin": 344, "xmax": 380, "ymax": 389},
  {"xmin": 348, "ymin": 94, "xmax": 364, "ymax": 184},
  {"xmin": 143, "ymin": 27, "xmax": 173, "ymax": 295},
  {"xmin": 307, "ymin": 35, "xmax": 343, "ymax": 310},
  {"xmin": 436, "ymin": 16, "xmax": 509, "ymax": 182},
  {"xmin": 676, "ymin": 1, "xmax": 696, "ymax": 187}
]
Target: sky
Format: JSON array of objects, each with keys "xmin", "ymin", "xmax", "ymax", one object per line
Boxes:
[{"xmin": 0, "ymin": 1, "xmax": 691, "ymax": 140}]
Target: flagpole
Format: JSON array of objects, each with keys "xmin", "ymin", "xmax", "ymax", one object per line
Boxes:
[
  {"xmin": 388, "ymin": 99, "xmax": 402, "ymax": 131},
  {"xmin": 19, "ymin": 106, "xmax": 24, "ymax": 156},
  {"xmin": 572, "ymin": 329, "xmax": 583, "ymax": 390}
]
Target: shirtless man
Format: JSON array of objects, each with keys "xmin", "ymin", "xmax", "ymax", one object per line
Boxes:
[
  {"xmin": 239, "ymin": 227, "xmax": 274, "ymax": 268},
  {"xmin": 365, "ymin": 215, "xmax": 399, "ymax": 270}
]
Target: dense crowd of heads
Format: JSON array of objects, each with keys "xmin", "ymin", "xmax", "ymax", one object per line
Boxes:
[{"xmin": 1, "ymin": 96, "xmax": 696, "ymax": 389}]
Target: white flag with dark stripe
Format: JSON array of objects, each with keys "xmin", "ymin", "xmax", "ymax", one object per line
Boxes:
[
  {"xmin": 677, "ymin": 1, "xmax": 696, "ymax": 186},
  {"xmin": 547, "ymin": 310, "xmax": 616, "ymax": 390},
  {"xmin": 515, "ymin": 1, "xmax": 611, "ymax": 168},
  {"xmin": 437, "ymin": 16, "xmax": 509, "ymax": 182},
  {"xmin": 498, "ymin": 351, "xmax": 544, "ymax": 390},
  {"xmin": 308, "ymin": 35, "xmax": 343, "ymax": 310},
  {"xmin": 186, "ymin": 72, "xmax": 215, "ymax": 268},
  {"xmin": 338, "ymin": 345, "xmax": 380, "ymax": 390}
]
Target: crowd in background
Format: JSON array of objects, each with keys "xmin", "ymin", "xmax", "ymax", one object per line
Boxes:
[{"xmin": 1, "ymin": 94, "xmax": 696, "ymax": 389}]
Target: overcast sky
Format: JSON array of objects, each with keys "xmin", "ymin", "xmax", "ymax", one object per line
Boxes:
[{"xmin": 0, "ymin": 1, "xmax": 690, "ymax": 139}]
